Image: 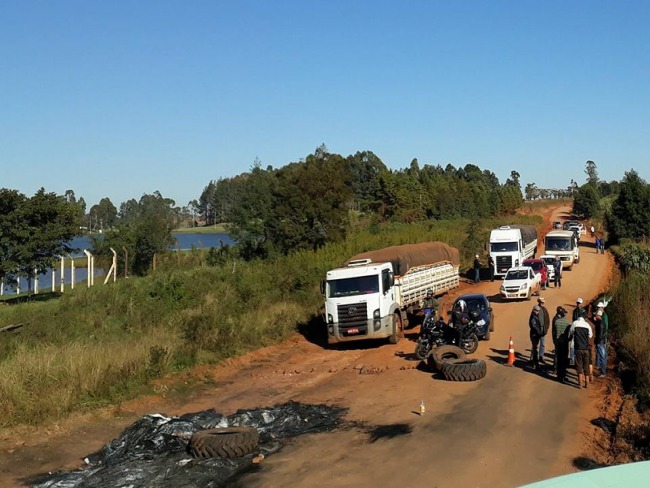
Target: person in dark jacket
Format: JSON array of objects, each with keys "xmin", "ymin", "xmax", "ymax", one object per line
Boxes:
[
  {"xmin": 570, "ymin": 298, "xmax": 586, "ymax": 365},
  {"xmin": 594, "ymin": 309, "xmax": 608, "ymax": 377},
  {"xmin": 537, "ymin": 297, "xmax": 550, "ymax": 365},
  {"xmin": 488, "ymin": 255, "xmax": 495, "ymax": 281},
  {"xmin": 568, "ymin": 309, "xmax": 593, "ymax": 389},
  {"xmin": 473, "ymin": 255, "xmax": 481, "ymax": 284},
  {"xmin": 529, "ymin": 305, "xmax": 544, "ymax": 370},
  {"xmin": 572, "ymin": 297, "xmax": 586, "ymax": 321},
  {"xmin": 553, "ymin": 257, "xmax": 562, "ymax": 288},
  {"xmin": 552, "ymin": 306, "xmax": 571, "ymax": 383}
]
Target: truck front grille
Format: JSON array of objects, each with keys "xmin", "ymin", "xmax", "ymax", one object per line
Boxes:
[
  {"xmin": 337, "ymin": 302, "xmax": 368, "ymax": 336},
  {"xmin": 496, "ymin": 256, "xmax": 512, "ymax": 273}
]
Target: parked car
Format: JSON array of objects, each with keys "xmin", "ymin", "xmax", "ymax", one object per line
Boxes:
[
  {"xmin": 539, "ymin": 255, "xmax": 558, "ymax": 281},
  {"xmin": 553, "ymin": 221, "xmax": 562, "ymax": 229},
  {"xmin": 523, "ymin": 258, "xmax": 549, "ymax": 288},
  {"xmin": 451, "ymin": 294, "xmax": 494, "ymax": 340},
  {"xmin": 500, "ymin": 266, "xmax": 541, "ymax": 301}
]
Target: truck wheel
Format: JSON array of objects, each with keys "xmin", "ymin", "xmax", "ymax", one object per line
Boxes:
[
  {"xmin": 440, "ymin": 358, "xmax": 487, "ymax": 381},
  {"xmin": 190, "ymin": 427, "xmax": 259, "ymax": 459},
  {"xmin": 389, "ymin": 313, "xmax": 402, "ymax": 344},
  {"xmin": 431, "ymin": 345, "xmax": 466, "ymax": 371}
]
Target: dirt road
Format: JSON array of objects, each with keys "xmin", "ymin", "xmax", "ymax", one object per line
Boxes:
[{"xmin": 0, "ymin": 206, "xmax": 613, "ymax": 487}]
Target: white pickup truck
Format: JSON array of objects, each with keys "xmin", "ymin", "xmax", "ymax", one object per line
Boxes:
[{"xmin": 499, "ymin": 266, "xmax": 541, "ymax": 301}]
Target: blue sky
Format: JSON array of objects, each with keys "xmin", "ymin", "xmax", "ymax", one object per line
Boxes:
[{"xmin": 2, "ymin": 1, "xmax": 649, "ymax": 208}]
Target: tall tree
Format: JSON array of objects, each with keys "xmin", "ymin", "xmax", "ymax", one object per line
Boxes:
[
  {"xmin": 0, "ymin": 189, "xmax": 79, "ymax": 286},
  {"xmin": 93, "ymin": 191, "xmax": 177, "ymax": 275},
  {"xmin": 585, "ymin": 160, "xmax": 599, "ymax": 186},
  {"xmin": 605, "ymin": 170, "xmax": 650, "ymax": 244}
]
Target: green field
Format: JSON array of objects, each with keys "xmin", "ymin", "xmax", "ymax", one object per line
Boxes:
[{"xmin": 172, "ymin": 223, "xmax": 230, "ymax": 234}]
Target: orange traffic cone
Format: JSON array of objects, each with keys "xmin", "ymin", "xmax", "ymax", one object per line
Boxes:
[{"xmin": 506, "ymin": 336, "xmax": 516, "ymax": 367}]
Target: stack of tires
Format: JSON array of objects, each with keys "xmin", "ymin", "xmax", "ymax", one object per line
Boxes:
[{"xmin": 427, "ymin": 345, "xmax": 487, "ymax": 381}]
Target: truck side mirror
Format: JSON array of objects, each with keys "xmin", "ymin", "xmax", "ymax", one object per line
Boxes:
[
  {"xmin": 320, "ymin": 279, "xmax": 325, "ymax": 295},
  {"xmin": 388, "ymin": 271, "xmax": 395, "ymax": 287}
]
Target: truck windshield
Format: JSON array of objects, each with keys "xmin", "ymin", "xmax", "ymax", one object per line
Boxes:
[
  {"xmin": 328, "ymin": 276, "xmax": 379, "ymax": 298},
  {"xmin": 490, "ymin": 242, "xmax": 518, "ymax": 252},
  {"xmin": 545, "ymin": 237, "xmax": 571, "ymax": 251},
  {"xmin": 505, "ymin": 270, "xmax": 528, "ymax": 280}
]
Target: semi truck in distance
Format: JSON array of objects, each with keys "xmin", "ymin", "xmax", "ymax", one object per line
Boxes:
[
  {"xmin": 544, "ymin": 230, "xmax": 579, "ymax": 269},
  {"xmin": 488, "ymin": 225, "xmax": 538, "ymax": 277},
  {"xmin": 323, "ymin": 242, "xmax": 460, "ymax": 345}
]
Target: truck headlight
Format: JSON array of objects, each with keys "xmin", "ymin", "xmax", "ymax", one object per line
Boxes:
[
  {"xmin": 515, "ymin": 260, "xmax": 519, "ymax": 266},
  {"xmin": 500, "ymin": 285, "xmax": 505, "ymax": 292},
  {"xmin": 327, "ymin": 314, "xmax": 333, "ymax": 324},
  {"xmin": 520, "ymin": 284, "xmax": 528, "ymax": 290},
  {"xmin": 373, "ymin": 309, "xmax": 380, "ymax": 319}
]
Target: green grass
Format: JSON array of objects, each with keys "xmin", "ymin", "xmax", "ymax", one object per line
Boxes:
[
  {"xmin": 173, "ymin": 223, "xmax": 230, "ymax": 234},
  {"xmin": 0, "ymin": 214, "xmax": 542, "ymax": 428}
]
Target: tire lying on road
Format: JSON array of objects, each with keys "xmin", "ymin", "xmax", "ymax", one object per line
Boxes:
[
  {"xmin": 190, "ymin": 427, "xmax": 260, "ymax": 459},
  {"xmin": 429, "ymin": 345, "xmax": 466, "ymax": 371},
  {"xmin": 440, "ymin": 358, "xmax": 487, "ymax": 382}
]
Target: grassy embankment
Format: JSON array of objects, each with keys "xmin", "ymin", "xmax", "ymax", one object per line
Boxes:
[
  {"xmin": 608, "ymin": 242, "xmax": 650, "ymax": 404},
  {"xmin": 0, "ymin": 214, "xmax": 540, "ymax": 428}
]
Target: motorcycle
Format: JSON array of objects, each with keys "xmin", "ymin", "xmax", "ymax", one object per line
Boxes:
[{"xmin": 414, "ymin": 312, "xmax": 481, "ymax": 360}]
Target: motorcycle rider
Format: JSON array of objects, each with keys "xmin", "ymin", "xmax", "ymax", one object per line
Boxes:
[
  {"xmin": 421, "ymin": 289, "xmax": 438, "ymax": 318},
  {"xmin": 450, "ymin": 299, "xmax": 470, "ymax": 346}
]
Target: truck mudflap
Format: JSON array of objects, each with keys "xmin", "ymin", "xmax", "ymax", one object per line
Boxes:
[{"xmin": 327, "ymin": 315, "xmax": 394, "ymax": 344}]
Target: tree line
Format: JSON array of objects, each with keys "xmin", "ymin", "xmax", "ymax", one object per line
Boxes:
[
  {"xmin": 197, "ymin": 145, "xmax": 524, "ymax": 259},
  {"xmin": 569, "ymin": 160, "xmax": 648, "ymax": 244}
]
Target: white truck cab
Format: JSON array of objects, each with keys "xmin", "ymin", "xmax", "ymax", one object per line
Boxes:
[{"xmin": 544, "ymin": 230, "xmax": 579, "ymax": 270}]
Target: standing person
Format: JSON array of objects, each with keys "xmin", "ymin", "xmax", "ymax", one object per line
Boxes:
[
  {"xmin": 568, "ymin": 309, "xmax": 593, "ymax": 389},
  {"xmin": 473, "ymin": 255, "xmax": 481, "ymax": 284},
  {"xmin": 594, "ymin": 308, "xmax": 608, "ymax": 377},
  {"xmin": 488, "ymin": 255, "xmax": 495, "ymax": 282},
  {"xmin": 572, "ymin": 298, "xmax": 585, "ymax": 321},
  {"xmin": 600, "ymin": 235, "xmax": 606, "ymax": 254},
  {"xmin": 595, "ymin": 235, "xmax": 601, "ymax": 254},
  {"xmin": 529, "ymin": 305, "xmax": 544, "ymax": 371},
  {"xmin": 537, "ymin": 297, "xmax": 550, "ymax": 365},
  {"xmin": 590, "ymin": 225, "xmax": 595, "ymax": 237},
  {"xmin": 552, "ymin": 306, "xmax": 571, "ymax": 383},
  {"xmin": 553, "ymin": 256, "xmax": 562, "ymax": 288},
  {"xmin": 570, "ymin": 298, "xmax": 585, "ymax": 365}
]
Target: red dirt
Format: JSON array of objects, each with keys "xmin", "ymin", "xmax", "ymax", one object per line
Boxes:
[{"xmin": 0, "ymin": 205, "xmax": 617, "ymax": 487}]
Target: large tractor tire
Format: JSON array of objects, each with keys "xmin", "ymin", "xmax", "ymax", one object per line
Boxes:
[
  {"xmin": 440, "ymin": 358, "xmax": 487, "ymax": 382},
  {"xmin": 430, "ymin": 345, "xmax": 466, "ymax": 371},
  {"xmin": 190, "ymin": 427, "xmax": 259, "ymax": 459}
]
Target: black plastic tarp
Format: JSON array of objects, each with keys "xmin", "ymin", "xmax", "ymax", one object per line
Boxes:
[
  {"xmin": 509, "ymin": 225, "xmax": 537, "ymax": 247},
  {"xmin": 29, "ymin": 402, "xmax": 347, "ymax": 488}
]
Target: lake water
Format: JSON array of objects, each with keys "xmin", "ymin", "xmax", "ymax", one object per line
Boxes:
[
  {"xmin": 1, "ymin": 232, "xmax": 234, "ymax": 295},
  {"xmin": 69, "ymin": 232, "xmax": 235, "ymax": 256}
]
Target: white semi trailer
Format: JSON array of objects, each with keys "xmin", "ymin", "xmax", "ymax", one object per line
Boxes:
[{"xmin": 323, "ymin": 242, "xmax": 460, "ymax": 345}]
